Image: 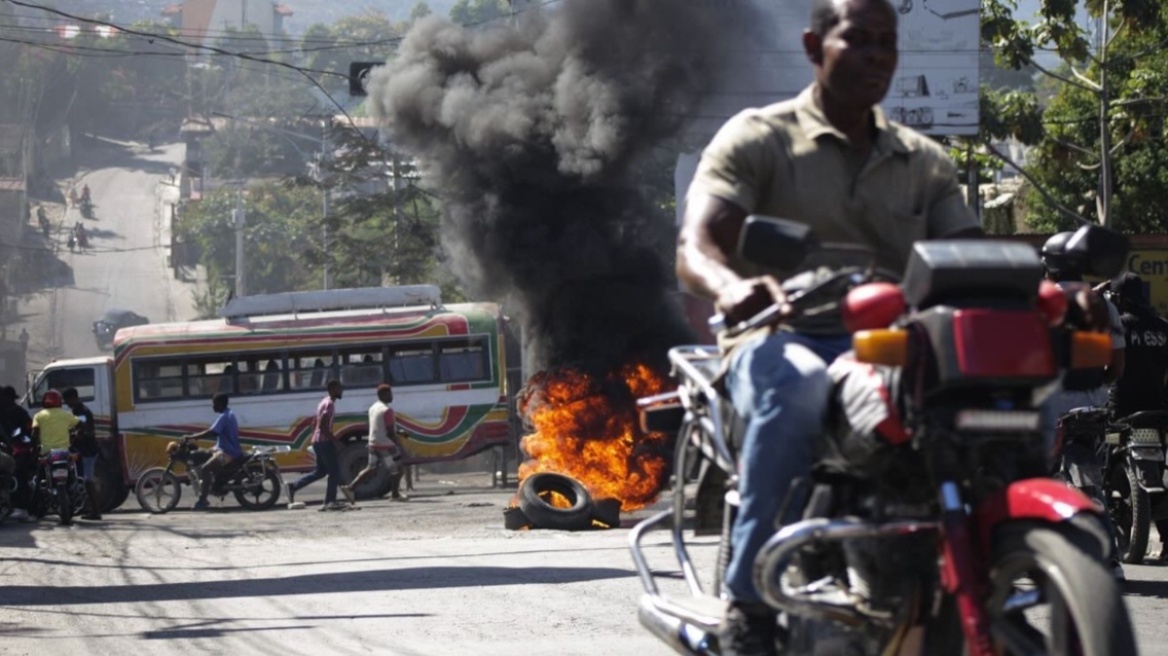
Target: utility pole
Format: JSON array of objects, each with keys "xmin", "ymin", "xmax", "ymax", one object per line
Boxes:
[
  {"xmin": 233, "ymin": 186, "xmax": 246, "ymax": 298},
  {"xmin": 321, "ymin": 127, "xmax": 332, "ymax": 291}
]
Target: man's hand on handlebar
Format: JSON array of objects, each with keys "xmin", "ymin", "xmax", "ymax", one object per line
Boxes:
[{"xmin": 715, "ymin": 276, "xmax": 789, "ymax": 327}]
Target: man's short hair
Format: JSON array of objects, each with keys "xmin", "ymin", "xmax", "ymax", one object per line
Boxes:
[
  {"xmin": 810, "ymin": 0, "xmax": 896, "ymax": 37},
  {"xmin": 376, "ymin": 383, "xmax": 392, "ymax": 394},
  {"xmin": 0, "ymin": 385, "xmax": 18, "ymax": 401},
  {"xmin": 327, "ymin": 379, "xmax": 342, "ymax": 389},
  {"xmin": 810, "ymin": 0, "xmax": 843, "ymax": 36},
  {"xmin": 62, "ymin": 387, "xmax": 79, "ymax": 402},
  {"xmin": 212, "ymin": 392, "xmax": 230, "ymax": 406}
]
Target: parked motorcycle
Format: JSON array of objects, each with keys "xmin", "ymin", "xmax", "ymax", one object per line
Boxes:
[
  {"xmin": 1053, "ymin": 406, "xmax": 1111, "ymax": 516},
  {"xmin": 30, "ymin": 447, "xmax": 86, "ymax": 526},
  {"xmin": 134, "ymin": 437, "xmax": 286, "ymax": 513},
  {"xmin": 630, "ymin": 218, "xmax": 1136, "ymax": 655},
  {"xmin": 1105, "ymin": 410, "xmax": 1168, "ymax": 563}
]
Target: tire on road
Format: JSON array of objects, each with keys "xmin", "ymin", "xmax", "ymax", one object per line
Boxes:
[
  {"xmin": 100, "ymin": 472, "xmax": 131, "ymax": 513},
  {"xmin": 1109, "ymin": 463, "xmax": 1150, "ymax": 564},
  {"xmin": 135, "ymin": 468, "xmax": 182, "ymax": 514},
  {"xmin": 339, "ymin": 441, "xmax": 391, "ymax": 500},
  {"xmin": 517, "ymin": 473, "xmax": 594, "ymax": 531},
  {"xmin": 234, "ymin": 465, "xmax": 282, "ymax": 510}
]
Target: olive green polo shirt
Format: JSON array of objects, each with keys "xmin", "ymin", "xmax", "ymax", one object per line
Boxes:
[{"xmin": 688, "ymin": 85, "xmax": 980, "ymax": 277}]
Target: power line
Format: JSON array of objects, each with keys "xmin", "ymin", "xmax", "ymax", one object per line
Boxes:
[{"xmin": 2, "ymin": 0, "xmax": 357, "ymax": 123}]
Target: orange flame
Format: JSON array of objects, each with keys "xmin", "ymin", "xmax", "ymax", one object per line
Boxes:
[{"xmin": 518, "ymin": 362, "xmax": 671, "ymax": 511}]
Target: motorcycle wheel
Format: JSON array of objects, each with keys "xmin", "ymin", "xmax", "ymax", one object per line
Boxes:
[
  {"xmin": 135, "ymin": 468, "xmax": 182, "ymax": 514},
  {"xmin": 976, "ymin": 519, "xmax": 1136, "ymax": 656},
  {"xmin": 233, "ymin": 467, "xmax": 281, "ymax": 510},
  {"xmin": 57, "ymin": 484, "xmax": 73, "ymax": 525},
  {"xmin": 1108, "ymin": 464, "xmax": 1150, "ymax": 564}
]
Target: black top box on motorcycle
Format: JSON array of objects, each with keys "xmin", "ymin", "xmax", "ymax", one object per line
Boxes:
[{"xmin": 902, "ymin": 241, "xmax": 1042, "ymax": 309}]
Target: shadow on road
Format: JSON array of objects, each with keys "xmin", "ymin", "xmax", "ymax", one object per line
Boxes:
[
  {"xmin": 1, "ymin": 565, "xmax": 635, "ymax": 606},
  {"xmin": 1123, "ymin": 579, "xmax": 1168, "ymax": 600}
]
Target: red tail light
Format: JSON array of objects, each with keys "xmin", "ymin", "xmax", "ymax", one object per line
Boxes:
[
  {"xmin": 953, "ymin": 308, "xmax": 1055, "ymax": 375},
  {"xmin": 952, "ymin": 310, "xmax": 1056, "ymax": 378},
  {"xmin": 1036, "ymin": 280, "xmax": 1068, "ymax": 326},
  {"xmin": 843, "ymin": 283, "xmax": 906, "ymax": 333}
]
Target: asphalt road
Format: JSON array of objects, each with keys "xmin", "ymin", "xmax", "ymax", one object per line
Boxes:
[
  {"xmin": 0, "ymin": 475, "xmax": 683, "ymax": 656},
  {"xmin": 25, "ymin": 139, "xmax": 194, "ymax": 368},
  {"xmin": 2, "ymin": 476, "xmax": 1168, "ymax": 656}
]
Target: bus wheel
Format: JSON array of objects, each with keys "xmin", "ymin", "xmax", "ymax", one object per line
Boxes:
[
  {"xmin": 339, "ymin": 442, "xmax": 391, "ymax": 500},
  {"xmin": 99, "ymin": 468, "xmax": 130, "ymax": 512}
]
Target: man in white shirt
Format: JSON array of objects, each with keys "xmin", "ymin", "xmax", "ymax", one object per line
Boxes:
[{"xmin": 341, "ymin": 384, "xmax": 409, "ymax": 503}]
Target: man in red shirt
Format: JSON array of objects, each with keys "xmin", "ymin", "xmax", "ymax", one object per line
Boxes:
[{"xmin": 285, "ymin": 380, "xmax": 349, "ymax": 511}]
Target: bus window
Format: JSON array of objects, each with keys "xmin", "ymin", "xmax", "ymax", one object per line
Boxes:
[
  {"xmin": 340, "ymin": 348, "xmax": 384, "ymax": 387},
  {"xmin": 236, "ymin": 353, "xmax": 284, "ymax": 395},
  {"xmin": 388, "ymin": 343, "xmax": 435, "ymax": 385},
  {"xmin": 289, "ymin": 352, "xmax": 335, "ymax": 391},
  {"xmin": 31, "ymin": 364, "xmax": 96, "ymax": 406},
  {"xmin": 33, "ymin": 367, "xmax": 97, "ymax": 405},
  {"xmin": 133, "ymin": 360, "xmax": 184, "ymax": 401},
  {"xmin": 187, "ymin": 358, "xmax": 235, "ymax": 398},
  {"xmin": 438, "ymin": 339, "xmax": 488, "ymax": 382},
  {"xmin": 261, "ymin": 359, "xmax": 283, "ymax": 392}
]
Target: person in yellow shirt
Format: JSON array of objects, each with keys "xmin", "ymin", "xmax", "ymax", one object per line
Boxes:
[{"xmin": 32, "ymin": 390, "xmax": 79, "ymax": 452}]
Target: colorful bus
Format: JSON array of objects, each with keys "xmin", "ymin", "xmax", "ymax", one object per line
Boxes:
[{"xmin": 26, "ymin": 286, "xmax": 515, "ymax": 509}]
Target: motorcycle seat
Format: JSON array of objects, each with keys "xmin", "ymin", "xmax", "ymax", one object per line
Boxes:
[{"xmin": 1122, "ymin": 410, "xmax": 1168, "ymax": 428}]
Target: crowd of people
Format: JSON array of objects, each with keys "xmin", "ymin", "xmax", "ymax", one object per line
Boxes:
[
  {"xmin": 0, "ymin": 384, "xmax": 102, "ymax": 522},
  {"xmin": 0, "ymin": 379, "xmax": 412, "ymax": 525}
]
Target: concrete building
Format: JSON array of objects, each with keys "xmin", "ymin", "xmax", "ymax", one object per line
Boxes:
[{"xmin": 161, "ymin": 0, "xmax": 293, "ymax": 50}]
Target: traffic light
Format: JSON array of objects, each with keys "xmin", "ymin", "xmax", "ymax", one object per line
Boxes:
[{"xmin": 349, "ymin": 62, "xmax": 383, "ymax": 97}]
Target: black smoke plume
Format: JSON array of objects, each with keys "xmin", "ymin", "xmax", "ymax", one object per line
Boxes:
[{"xmin": 367, "ymin": 1, "xmax": 756, "ymax": 375}]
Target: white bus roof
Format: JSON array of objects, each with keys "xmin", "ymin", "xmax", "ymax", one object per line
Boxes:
[
  {"xmin": 219, "ymin": 285, "xmax": 443, "ymax": 321},
  {"xmin": 39, "ymin": 356, "xmax": 113, "ymax": 370}
]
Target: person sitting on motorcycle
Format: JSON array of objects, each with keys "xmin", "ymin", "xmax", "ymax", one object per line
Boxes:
[
  {"xmin": 1039, "ymin": 232, "xmax": 1126, "ymax": 578},
  {"xmin": 31, "ymin": 389, "xmax": 79, "ymax": 454},
  {"xmin": 183, "ymin": 393, "xmax": 242, "ymax": 511},
  {"xmin": 62, "ymin": 387, "xmax": 101, "ymax": 521},
  {"xmin": 675, "ymin": 1, "xmax": 983, "ymax": 652},
  {"xmin": 1106, "ymin": 273, "xmax": 1168, "ymax": 560},
  {"xmin": 0, "ymin": 386, "xmax": 34, "ymax": 521}
]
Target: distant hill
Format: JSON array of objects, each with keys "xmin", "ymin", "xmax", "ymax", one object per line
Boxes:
[{"xmin": 282, "ymin": 0, "xmax": 459, "ymax": 32}]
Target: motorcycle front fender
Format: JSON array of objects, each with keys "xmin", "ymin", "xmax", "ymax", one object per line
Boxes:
[
  {"xmin": 975, "ymin": 478, "xmax": 1102, "ymax": 551},
  {"xmin": 1128, "ymin": 456, "xmax": 1167, "ymax": 493}
]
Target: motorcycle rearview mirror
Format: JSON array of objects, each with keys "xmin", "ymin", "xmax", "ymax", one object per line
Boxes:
[
  {"xmin": 737, "ymin": 216, "xmax": 820, "ymax": 270},
  {"xmin": 1064, "ymin": 224, "xmax": 1129, "ymax": 279}
]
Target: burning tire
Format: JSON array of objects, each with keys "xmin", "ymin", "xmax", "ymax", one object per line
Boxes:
[{"xmin": 518, "ymin": 473, "xmax": 593, "ymax": 530}]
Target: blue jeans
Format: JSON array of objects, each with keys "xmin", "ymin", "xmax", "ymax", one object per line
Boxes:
[
  {"xmin": 291, "ymin": 440, "xmax": 341, "ymax": 504},
  {"xmin": 723, "ymin": 331, "xmax": 853, "ymax": 603}
]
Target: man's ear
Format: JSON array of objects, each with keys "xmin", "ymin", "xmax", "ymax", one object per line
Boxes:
[{"xmin": 803, "ymin": 30, "xmax": 823, "ymax": 66}]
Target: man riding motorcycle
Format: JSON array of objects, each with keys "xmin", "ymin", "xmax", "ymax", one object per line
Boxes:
[
  {"xmin": 183, "ymin": 393, "xmax": 242, "ymax": 510},
  {"xmin": 675, "ymin": 0, "xmax": 984, "ymax": 652},
  {"xmin": 0, "ymin": 386, "xmax": 34, "ymax": 521},
  {"xmin": 1107, "ymin": 272, "xmax": 1168, "ymax": 560},
  {"xmin": 1038, "ymin": 232, "xmax": 1126, "ymax": 577}
]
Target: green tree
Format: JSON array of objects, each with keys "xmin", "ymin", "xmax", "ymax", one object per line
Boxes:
[
  {"xmin": 176, "ymin": 181, "xmax": 324, "ymax": 304},
  {"xmin": 450, "ymin": 0, "xmax": 509, "ymax": 25},
  {"xmin": 982, "ymin": 0, "xmax": 1168, "ymax": 231},
  {"xmin": 410, "ymin": 2, "xmax": 434, "ymax": 22},
  {"xmin": 298, "ymin": 126, "xmax": 466, "ymax": 299},
  {"xmin": 301, "ymin": 12, "xmax": 403, "ymax": 95}
]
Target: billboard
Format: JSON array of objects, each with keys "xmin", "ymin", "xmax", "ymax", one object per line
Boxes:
[
  {"xmin": 695, "ymin": 0, "xmax": 980, "ymax": 138},
  {"xmin": 1125, "ymin": 250, "xmax": 1168, "ymax": 316}
]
